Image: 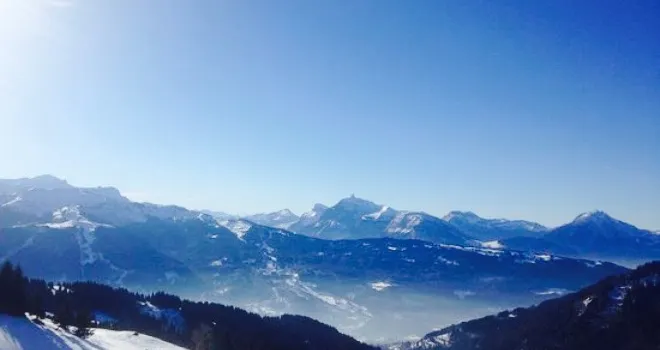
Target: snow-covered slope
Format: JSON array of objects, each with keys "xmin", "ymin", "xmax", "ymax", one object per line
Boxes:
[{"xmin": 0, "ymin": 314, "xmax": 185, "ymax": 350}]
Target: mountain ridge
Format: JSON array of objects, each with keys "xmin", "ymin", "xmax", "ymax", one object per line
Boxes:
[
  {"xmin": 441, "ymin": 210, "xmax": 548, "ymax": 241},
  {"xmin": 502, "ymin": 210, "xmax": 660, "ymax": 266},
  {"xmin": 390, "ymin": 261, "xmax": 660, "ymax": 350}
]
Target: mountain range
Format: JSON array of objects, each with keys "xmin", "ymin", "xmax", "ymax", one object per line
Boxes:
[
  {"xmin": 243, "ymin": 199, "xmax": 660, "ymax": 266},
  {"xmin": 287, "ymin": 195, "xmax": 472, "ymax": 246},
  {"xmin": 0, "ymin": 175, "xmax": 657, "ymax": 341}
]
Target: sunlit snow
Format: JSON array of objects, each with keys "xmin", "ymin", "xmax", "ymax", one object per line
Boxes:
[{"xmin": 0, "ymin": 315, "xmax": 185, "ymax": 350}]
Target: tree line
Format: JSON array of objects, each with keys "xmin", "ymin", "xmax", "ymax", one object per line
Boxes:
[{"xmin": 0, "ymin": 261, "xmax": 374, "ymax": 350}]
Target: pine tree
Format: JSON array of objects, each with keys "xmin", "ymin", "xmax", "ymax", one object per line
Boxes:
[
  {"xmin": 10, "ymin": 265, "xmax": 28, "ymax": 316},
  {"xmin": 55, "ymin": 301, "xmax": 75, "ymax": 328},
  {"xmin": 192, "ymin": 323, "xmax": 215, "ymax": 350},
  {"xmin": 74, "ymin": 309, "xmax": 93, "ymax": 338},
  {"xmin": 0, "ymin": 262, "xmax": 28, "ymax": 316},
  {"xmin": 30, "ymin": 295, "xmax": 46, "ymax": 319},
  {"xmin": 0, "ymin": 261, "xmax": 13, "ymax": 314}
]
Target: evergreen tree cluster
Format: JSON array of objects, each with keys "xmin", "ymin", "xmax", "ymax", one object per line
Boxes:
[
  {"xmin": 0, "ymin": 262, "xmax": 93, "ymax": 336},
  {"xmin": 0, "ymin": 262, "xmax": 28, "ymax": 316},
  {"xmin": 0, "ymin": 261, "xmax": 374, "ymax": 350}
]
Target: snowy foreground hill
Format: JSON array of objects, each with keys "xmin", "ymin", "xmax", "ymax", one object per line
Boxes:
[
  {"xmin": 0, "ymin": 315, "xmax": 184, "ymax": 350},
  {"xmin": 0, "ymin": 260, "xmax": 375, "ymax": 350}
]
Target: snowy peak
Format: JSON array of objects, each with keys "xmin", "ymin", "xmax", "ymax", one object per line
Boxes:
[
  {"xmin": 565, "ymin": 210, "xmax": 647, "ymax": 233},
  {"xmin": 27, "ymin": 175, "xmax": 72, "ymax": 189},
  {"xmin": 0, "ymin": 175, "xmax": 72, "ymax": 195},
  {"xmin": 543, "ymin": 211, "xmax": 660, "ymax": 259},
  {"xmin": 274, "ymin": 208, "xmax": 296, "ymax": 216},
  {"xmin": 572, "ymin": 210, "xmax": 615, "ymax": 224},
  {"xmin": 17, "ymin": 175, "xmax": 71, "ymax": 190},
  {"xmin": 289, "ymin": 203, "xmax": 329, "ymax": 231},
  {"xmin": 288, "ymin": 197, "xmax": 471, "ymax": 244},
  {"xmin": 0, "ymin": 175, "xmax": 206, "ymax": 228},
  {"xmin": 244, "ymin": 209, "xmax": 299, "ymax": 229},
  {"xmin": 299, "ymin": 204, "xmax": 328, "ymax": 218},
  {"xmin": 442, "ymin": 211, "xmax": 481, "ymax": 223},
  {"xmin": 200, "ymin": 210, "xmax": 236, "ymax": 221},
  {"xmin": 312, "ymin": 203, "xmax": 328, "ymax": 212},
  {"xmin": 333, "ymin": 195, "xmax": 381, "ymax": 214},
  {"xmin": 443, "ymin": 211, "xmax": 547, "ymax": 241},
  {"xmin": 443, "ymin": 211, "xmax": 545, "ymax": 229},
  {"xmin": 384, "ymin": 211, "xmax": 471, "ymax": 244}
]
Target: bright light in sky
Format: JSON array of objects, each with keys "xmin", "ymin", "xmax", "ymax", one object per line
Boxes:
[{"xmin": 0, "ymin": 0, "xmax": 658, "ymax": 229}]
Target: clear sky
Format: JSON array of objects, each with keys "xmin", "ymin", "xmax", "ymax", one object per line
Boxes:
[{"xmin": 1, "ymin": 0, "xmax": 659, "ymax": 229}]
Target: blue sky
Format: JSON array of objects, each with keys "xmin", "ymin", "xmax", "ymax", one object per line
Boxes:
[{"xmin": 1, "ymin": 0, "xmax": 659, "ymax": 228}]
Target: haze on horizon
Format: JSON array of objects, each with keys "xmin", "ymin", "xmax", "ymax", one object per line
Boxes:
[{"xmin": 1, "ymin": 0, "xmax": 658, "ymax": 229}]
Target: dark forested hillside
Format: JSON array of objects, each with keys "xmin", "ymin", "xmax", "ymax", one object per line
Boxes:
[
  {"xmin": 0, "ymin": 262, "xmax": 374, "ymax": 350},
  {"xmin": 391, "ymin": 261, "xmax": 660, "ymax": 350}
]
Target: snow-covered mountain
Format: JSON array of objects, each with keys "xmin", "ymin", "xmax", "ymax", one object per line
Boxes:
[
  {"xmin": 0, "ymin": 175, "xmax": 201, "ymax": 228},
  {"xmin": 288, "ymin": 196, "xmax": 472, "ymax": 245},
  {"xmin": 551, "ymin": 210, "xmax": 653, "ymax": 241},
  {"xmin": 0, "ymin": 314, "xmax": 185, "ymax": 350},
  {"xmin": 545, "ymin": 211, "xmax": 660, "ymax": 258},
  {"xmin": 244, "ymin": 209, "xmax": 300, "ymax": 229},
  {"xmin": 442, "ymin": 211, "xmax": 548, "ymax": 240},
  {"xmin": 288, "ymin": 203, "xmax": 329, "ymax": 231},
  {"xmin": 502, "ymin": 211, "xmax": 660, "ymax": 266}
]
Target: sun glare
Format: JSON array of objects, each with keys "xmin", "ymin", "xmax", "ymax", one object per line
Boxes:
[{"xmin": 0, "ymin": 0, "xmax": 50, "ymax": 42}]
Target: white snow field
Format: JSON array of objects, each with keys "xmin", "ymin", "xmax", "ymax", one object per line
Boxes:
[{"xmin": 0, "ymin": 314, "xmax": 185, "ymax": 350}]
